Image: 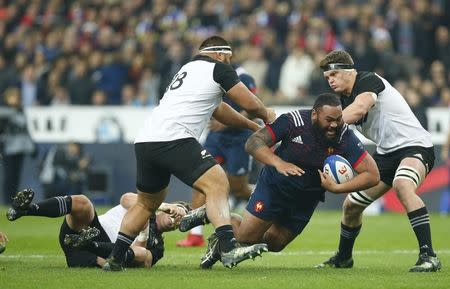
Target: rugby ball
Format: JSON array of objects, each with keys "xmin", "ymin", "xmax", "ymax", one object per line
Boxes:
[{"xmin": 323, "ymin": 155, "xmax": 354, "ymax": 184}]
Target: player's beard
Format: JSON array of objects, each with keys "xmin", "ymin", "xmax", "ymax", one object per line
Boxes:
[{"xmin": 312, "ymin": 121, "xmax": 343, "ymax": 146}]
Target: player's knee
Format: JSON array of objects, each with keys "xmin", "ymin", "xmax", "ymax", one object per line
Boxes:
[
  {"xmin": 137, "ymin": 192, "xmax": 161, "ymax": 212},
  {"xmin": 343, "ymin": 197, "xmax": 363, "ymax": 217},
  {"xmin": 263, "ymin": 231, "xmax": 286, "ymax": 252},
  {"xmin": 393, "ymin": 180, "xmax": 417, "ymax": 203},
  {"xmin": 71, "ymin": 195, "xmax": 93, "ymax": 214},
  {"xmin": 143, "ymin": 250, "xmax": 153, "ymax": 268}
]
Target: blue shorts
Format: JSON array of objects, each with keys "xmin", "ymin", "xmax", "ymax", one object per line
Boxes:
[
  {"xmin": 246, "ymin": 175, "xmax": 319, "ymax": 235},
  {"xmin": 204, "ymin": 131, "xmax": 252, "ymax": 176}
]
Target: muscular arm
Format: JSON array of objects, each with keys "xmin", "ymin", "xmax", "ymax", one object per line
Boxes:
[
  {"xmin": 213, "ymin": 102, "xmax": 262, "ymax": 132},
  {"xmin": 342, "ymin": 92, "xmax": 376, "ymax": 124},
  {"xmin": 226, "ymin": 82, "xmax": 275, "ymax": 123},
  {"xmin": 319, "ymin": 152, "xmax": 380, "ymax": 194},
  {"xmin": 245, "ymin": 127, "xmax": 304, "ymax": 176}
]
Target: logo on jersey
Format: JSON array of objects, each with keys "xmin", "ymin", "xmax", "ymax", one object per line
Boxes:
[
  {"xmin": 328, "ymin": 147, "xmax": 334, "ymax": 155},
  {"xmin": 254, "ymin": 201, "xmax": 264, "ymax": 213},
  {"xmin": 201, "ymin": 150, "xmax": 212, "ymax": 159},
  {"xmin": 291, "ymin": 136, "xmax": 303, "ymax": 144},
  {"xmin": 357, "ymin": 142, "xmax": 364, "ymax": 150}
]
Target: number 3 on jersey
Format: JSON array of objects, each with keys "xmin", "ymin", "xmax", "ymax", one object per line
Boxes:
[{"xmin": 167, "ymin": 72, "xmax": 188, "ymax": 91}]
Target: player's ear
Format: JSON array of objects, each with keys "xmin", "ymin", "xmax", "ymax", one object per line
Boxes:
[{"xmin": 311, "ymin": 109, "xmax": 318, "ymax": 121}]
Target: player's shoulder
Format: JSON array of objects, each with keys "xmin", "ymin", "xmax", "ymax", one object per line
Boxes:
[
  {"xmin": 355, "ymin": 71, "xmax": 385, "ymax": 87},
  {"xmin": 339, "ymin": 123, "xmax": 352, "ymax": 142},
  {"xmin": 284, "ymin": 109, "xmax": 310, "ymax": 127}
]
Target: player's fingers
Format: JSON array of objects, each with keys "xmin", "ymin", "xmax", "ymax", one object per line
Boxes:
[{"xmin": 318, "ymin": 170, "xmax": 325, "ymax": 181}]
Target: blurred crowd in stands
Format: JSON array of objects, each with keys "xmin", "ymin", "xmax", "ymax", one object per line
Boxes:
[{"xmin": 0, "ymin": 0, "xmax": 449, "ymax": 114}]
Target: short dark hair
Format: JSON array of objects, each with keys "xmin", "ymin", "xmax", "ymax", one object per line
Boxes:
[
  {"xmin": 319, "ymin": 50, "xmax": 354, "ymax": 70},
  {"xmin": 313, "ymin": 93, "xmax": 341, "ymax": 110},
  {"xmin": 199, "ymin": 36, "xmax": 231, "ymax": 50}
]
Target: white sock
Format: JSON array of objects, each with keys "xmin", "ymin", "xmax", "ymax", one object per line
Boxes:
[{"xmin": 191, "ymin": 225, "xmax": 203, "ymax": 236}]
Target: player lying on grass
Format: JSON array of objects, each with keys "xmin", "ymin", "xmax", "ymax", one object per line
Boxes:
[
  {"xmin": 179, "ymin": 93, "xmax": 380, "ymax": 268},
  {"xmin": 7, "ymin": 189, "xmax": 189, "ymax": 268}
]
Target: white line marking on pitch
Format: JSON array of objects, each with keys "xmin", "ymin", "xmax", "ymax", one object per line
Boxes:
[{"xmin": 2, "ymin": 249, "xmax": 450, "ymax": 259}]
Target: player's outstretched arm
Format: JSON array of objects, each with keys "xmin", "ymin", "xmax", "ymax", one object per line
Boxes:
[
  {"xmin": 226, "ymin": 82, "xmax": 276, "ymax": 123},
  {"xmin": 213, "ymin": 101, "xmax": 262, "ymax": 132},
  {"xmin": 246, "ymin": 127, "xmax": 304, "ymax": 176},
  {"xmin": 318, "ymin": 152, "xmax": 379, "ymax": 194},
  {"xmin": 342, "ymin": 92, "xmax": 376, "ymax": 124}
]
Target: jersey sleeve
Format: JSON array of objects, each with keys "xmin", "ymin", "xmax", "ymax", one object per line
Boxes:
[
  {"xmin": 213, "ymin": 62, "xmax": 240, "ymax": 92},
  {"xmin": 265, "ymin": 113, "xmax": 293, "ymax": 143},
  {"xmin": 239, "ymin": 73, "xmax": 257, "ymax": 93},
  {"xmin": 342, "ymin": 130, "xmax": 368, "ymax": 169},
  {"xmin": 353, "ymin": 73, "xmax": 385, "ymax": 97}
]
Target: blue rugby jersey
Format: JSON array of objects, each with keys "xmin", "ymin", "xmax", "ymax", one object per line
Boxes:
[{"xmin": 261, "ymin": 109, "xmax": 368, "ymax": 201}]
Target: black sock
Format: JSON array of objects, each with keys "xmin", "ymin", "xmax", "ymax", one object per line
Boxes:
[
  {"xmin": 408, "ymin": 207, "xmax": 435, "ymax": 256},
  {"xmin": 83, "ymin": 241, "xmax": 135, "ymax": 264},
  {"xmin": 338, "ymin": 223, "xmax": 361, "ymax": 259},
  {"xmin": 83, "ymin": 241, "xmax": 114, "ymax": 259},
  {"xmin": 27, "ymin": 196, "xmax": 72, "ymax": 217},
  {"xmin": 215, "ymin": 225, "xmax": 237, "ymax": 253},
  {"xmin": 111, "ymin": 232, "xmax": 135, "ymax": 263}
]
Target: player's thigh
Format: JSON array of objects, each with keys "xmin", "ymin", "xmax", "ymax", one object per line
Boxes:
[
  {"xmin": 235, "ymin": 210, "xmax": 272, "ymax": 244},
  {"xmin": 355, "ymin": 181, "xmax": 391, "ymax": 202},
  {"xmin": 135, "ymin": 142, "xmax": 171, "ymax": 193},
  {"xmin": 160, "ymin": 138, "xmax": 218, "ymax": 189},
  {"xmin": 192, "ymin": 164, "xmax": 229, "ymax": 196},
  {"xmin": 373, "ymin": 146, "xmax": 435, "ymax": 188},
  {"xmin": 276, "ymin": 198, "xmax": 319, "ymax": 238},
  {"xmin": 393, "ymin": 146, "xmax": 435, "ymax": 190},
  {"xmin": 66, "ymin": 195, "xmax": 95, "ymax": 231}
]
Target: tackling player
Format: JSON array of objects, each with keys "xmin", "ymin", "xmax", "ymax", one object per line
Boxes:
[
  {"xmin": 177, "ymin": 65, "xmax": 258, "ymax": 247},
  {"xmin": 316, "ymin": 50, "xmax": 441, "ymax": 272},
  {"xmin": 104, "ymin": 35, "xmax": 275, "ymax": 271},
  {"xmin": 7, "ymin": 189, "xmax": 188, "ymax": 268},
  {"xmin": 180, "ymin": 93, "xmax": 380, "ymax": 269}
]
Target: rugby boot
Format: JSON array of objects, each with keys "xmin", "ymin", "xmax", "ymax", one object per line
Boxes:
[
  {"xmin": 315, "ymin": 252, "xmax": 354, "ymax": 268},
  {"xmin": 200, "ymin": 233, "xmax": 220, "ymax": 269},
  {"xmin": 409, "ymin": 252, "xmax": 442, "ymax": 272},
  {"xmin": 6, "ymin": 189, "xmax": 35, "ymax": 221},
  {"xmin": 179, "ymin": 205, "xmax": 208, "ymax": 232},
  {"xmin": 64, "ymin": 227, "xmax": 101, "ymax": 248},
  {"xmin": 220, "ymin": 243, "xmax": 268, "ymax": 269},
  {"xmin": 103, "ymin": 257, "xmax": 124, "ymax": 272}
]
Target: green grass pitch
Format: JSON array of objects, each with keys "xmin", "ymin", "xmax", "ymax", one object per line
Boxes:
[{"xmin": 1, "ymin": 210, "xmax": 449, "ymax": 289}]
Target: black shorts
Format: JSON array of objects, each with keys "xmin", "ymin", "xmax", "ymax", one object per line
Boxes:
[
  {"xmin": 135, "ymin": 138, "xmax": 217, "ymax": 193},
  {"xmin": 59, "ymin": 211, "xmax": 110, "ymax": 268},
  {"xmin": 373, "ymin": 146, "xmax": 435, "ymax": 187}
]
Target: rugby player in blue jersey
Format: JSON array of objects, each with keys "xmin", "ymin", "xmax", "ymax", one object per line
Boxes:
[{"xmin": 180, "ymin": 93, "xmax": 380, "ymax": 268}]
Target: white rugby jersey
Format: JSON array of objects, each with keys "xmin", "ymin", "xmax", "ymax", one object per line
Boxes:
[
  {"xmin": 135, "ymin": 55, "xmax": 240, "ymax": 142},
  {"xmin": 341, "ymin": 72, "xmax": 432, "ymax": 154},
  {"xmin": 98, "ymin": 204, "xmax": 127, "ymax": 242}
]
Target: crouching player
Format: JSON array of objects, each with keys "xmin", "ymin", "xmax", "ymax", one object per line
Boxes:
[{"xmin": 180, "ymin": 93, "xmax": 380, "ymax": 268}]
